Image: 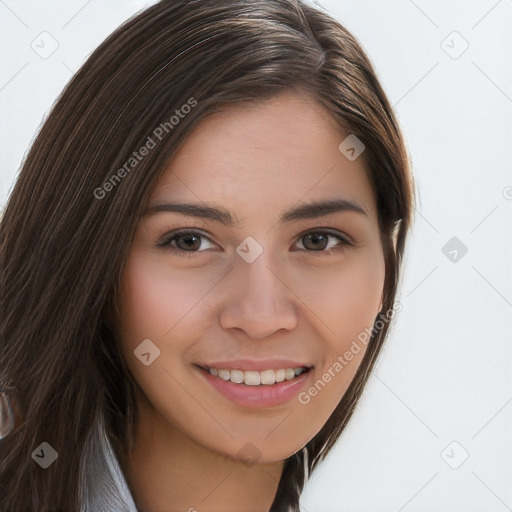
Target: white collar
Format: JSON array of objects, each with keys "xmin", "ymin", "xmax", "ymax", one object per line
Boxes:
[{"xmin": 79, "ymin": 411, "xmax": 138, "ymax": 512}]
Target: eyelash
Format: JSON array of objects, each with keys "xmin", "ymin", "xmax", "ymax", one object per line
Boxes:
[{"xmin": 155, "ymin": 228, "xmax": 354, "ymax": 258}]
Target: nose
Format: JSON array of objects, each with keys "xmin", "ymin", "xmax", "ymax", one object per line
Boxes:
[{"xmin": 219, "ymin": 251, "xmax": 298, "ymax": 339}]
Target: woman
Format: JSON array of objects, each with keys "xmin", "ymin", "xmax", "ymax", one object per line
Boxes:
[{"xmin": 0, "ymin": 0, "xmax": 415, "ymax": 510}]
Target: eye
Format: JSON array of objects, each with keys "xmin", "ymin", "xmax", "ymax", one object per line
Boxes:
[
  {"xmin": 294, "ymin": 230, "xmax": 354, "ymax": 256},
  {"xmin": 156, "ymin": 229, "xmax": 217, "ymax": 257}
]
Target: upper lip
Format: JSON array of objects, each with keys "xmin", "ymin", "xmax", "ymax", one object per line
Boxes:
[{"xmin": 196, "ymin": 359, "xmax": 314, "ymax": 371}]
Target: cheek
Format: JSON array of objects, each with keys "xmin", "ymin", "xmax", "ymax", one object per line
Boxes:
[
  {"xmin": 115, "ymin": 253, "xmax": 218, "ymax": 413},
  {"xmin": 293, "ymin": 249, "xmax": 385, "ymax": 411},
  {"xmin": 296, "ymin": 248, "xmax": 385, "ymax": 345},
  {"xmin": 336, "ymin": 257, "xmax": 384, "ymax": 333},
  {"xmin": 117, "ymin": 252, "xmax": 215, "ymax": 349}
]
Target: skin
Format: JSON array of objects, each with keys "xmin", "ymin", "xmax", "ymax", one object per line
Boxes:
[{"xmin": 115, "ymin": 90, "xmax": 385, "ymax": 512}]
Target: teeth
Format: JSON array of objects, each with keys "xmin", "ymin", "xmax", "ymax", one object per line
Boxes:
[
  {"xmin": 230, "ymin": 369, "xmax": 244, "ymax": 384},
  {"xmin": 260, "ymin": 369, "xmax": 275, "ymax": 385},
  {"xmin": 244, "ymin": 371, "xmax": 260, "ymax": 386},
  {"xmin": 275, "ymin": 369, "xmax": 285, "ymax": 383},
  {"xmin": 206, "ymin": 366, "xmax": 307, "ymax": 385}
]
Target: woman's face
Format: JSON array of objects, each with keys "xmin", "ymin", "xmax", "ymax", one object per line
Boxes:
[{"xmin": 116, "ymin": 91, "xmax": 385, "ymax": 463}]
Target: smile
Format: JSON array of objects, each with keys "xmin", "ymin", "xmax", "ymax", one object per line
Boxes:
[
  {"xmin": 201, "ymin": 366, "xmax": 309, "ymax": 385},
  {"xmin": 195, "ymin": 364, "xmax": 313, "ymax": 408}
]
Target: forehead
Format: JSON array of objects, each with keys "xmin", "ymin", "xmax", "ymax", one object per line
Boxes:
[{"xmin": 149, "ymin": 91, "xmax": 377, "ymax": 224}]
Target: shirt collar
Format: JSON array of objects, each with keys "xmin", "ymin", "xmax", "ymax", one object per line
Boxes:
[{"xmin": 79, "ymin": 411, "xmax": 138, "ymax": 512}]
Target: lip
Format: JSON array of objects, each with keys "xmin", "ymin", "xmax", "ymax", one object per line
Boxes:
[
  {"xmin": 196, "ymin": 359, "xmax": 313, "ymax": 371},
  {"xmin": 194, "ymin": 365, "xmax": 313, "ymax": 408}
]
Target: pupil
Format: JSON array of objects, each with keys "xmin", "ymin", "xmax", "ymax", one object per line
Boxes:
[
  {"xmin": 179, "ymin": 234, "xmax": 200, "ymax": 250},
  {"xmin": 305, "ymin": 233, "xmax": 327, "ymax": 251}
]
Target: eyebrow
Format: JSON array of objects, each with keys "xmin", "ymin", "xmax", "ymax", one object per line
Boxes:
[{"xmin": 143, "ymin": 198, "xmax": 369, "ymax": 226}]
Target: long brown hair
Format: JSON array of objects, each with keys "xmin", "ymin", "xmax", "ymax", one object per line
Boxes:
[{"xmin": 0, "ymin": 0, "xmax": 414, "ymax": 510}]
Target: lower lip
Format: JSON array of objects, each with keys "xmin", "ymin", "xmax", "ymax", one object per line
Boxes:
[{"xmin": 195, "ymin": 366, "xmax": 312, "ymax": 408}]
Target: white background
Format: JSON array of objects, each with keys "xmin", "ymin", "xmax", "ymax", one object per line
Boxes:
[{"xmin": 1, "ymin": 1, "xmax": 511, "ymax": 511}]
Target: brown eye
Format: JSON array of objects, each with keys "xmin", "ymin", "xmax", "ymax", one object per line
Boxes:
[
  {"xmin": 302, "ymin": 233, "xmax": 329, "ymax": 251},
  {"xmin": 157, "ymin": 230, "xmax": 216, "ymax": 255},
  {"xmin": 296, "ymin": 231, "xmax": 353, "ymax": 255},
  {"xmin": 173, "ymin": 233, "xmax": 202, "ymax": 251}
]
